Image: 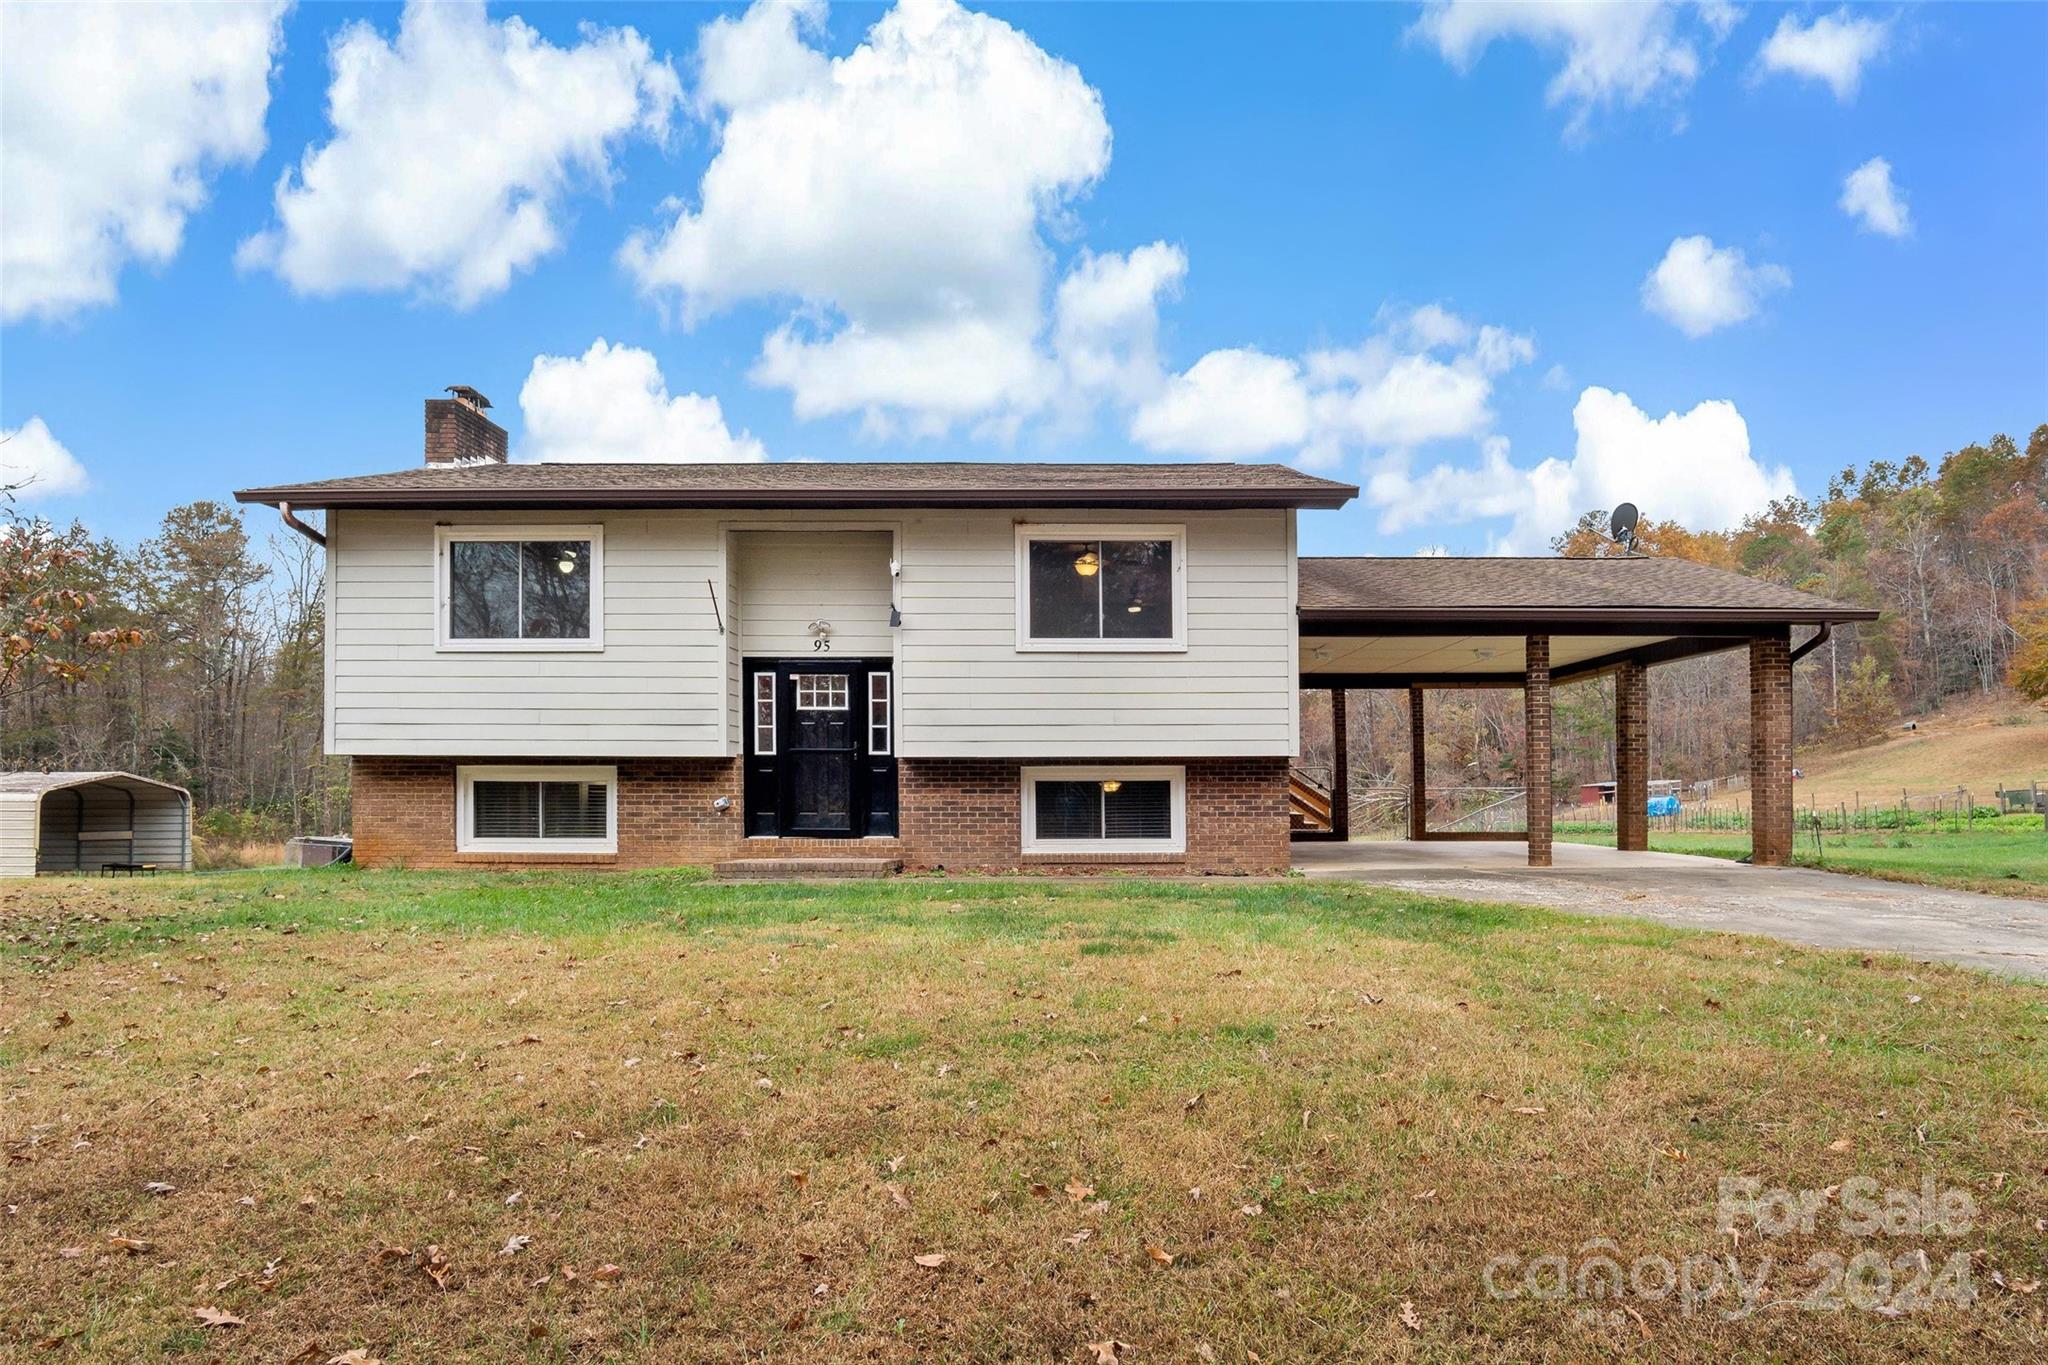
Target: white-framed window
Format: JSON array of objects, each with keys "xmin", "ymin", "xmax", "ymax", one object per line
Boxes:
[
  {"xmin": 868, "ymin": 671, "xmax": 892, "ymax": 755},
  {"xmin": 1014, "ymin": 524, "xmax": 1185, "ymax": 652},
  {"xmin": 456, "ymin": 765, "xmax": 617, "ymax": 854},
  {"xmin": 1020, "ymin": 765, "xmax": 1186, "ymax": 855},
  {"xmin": 436, "ymin": 525, "xmax": 604, "ymax": 651},
  {"xmin": 795, "ymin": 673, "xmax": 849, "ymax": 710},
  {"xmin": 753, "ymin": 673, "xmax": 776, "ymax": 755}
]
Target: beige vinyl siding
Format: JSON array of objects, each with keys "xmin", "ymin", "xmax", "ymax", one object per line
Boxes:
[
  {"xmin": 328, "ymin": 509, "xmax": 727, "ymax": 757},
  {"xmin": 325, "ymin": 505, "xmax": 1294, "ymax": 760},
  {"xmin": 894, "ymin": 508, "xmax": 1295, "ymax": 758},
  {"xmin": 734, "ymin": 530, "xmax": 894, "ymax": 658},
  {"xmin": 0, "ymin": 795, "xmax": 36, "ymax": 878},
  {"xmin": 722, "ymin": 531, "xmax": 742, "ymax": 751}
]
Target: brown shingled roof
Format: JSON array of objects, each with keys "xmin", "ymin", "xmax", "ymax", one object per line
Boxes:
[
  {"xmin": 1300, "ymin": 556, "xmax": 1877, "ymax": 624},
  {"xmin": 236, "ymin": 461, "xmax": 1357, "ymax": 510}
]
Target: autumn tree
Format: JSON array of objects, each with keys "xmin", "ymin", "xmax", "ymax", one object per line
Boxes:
[{"xmin": 0, "ymin": 495, "xmax": 143, "ymax": 709}]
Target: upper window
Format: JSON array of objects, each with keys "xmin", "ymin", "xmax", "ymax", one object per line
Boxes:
[
  {"xmin": 1015, "ymin": 524, "xmax": 1185, "ymax": 651},
  {"xmin": 437, "ymin": 526, "xmax": 603, "ymax": 651},
  {"xmin": 456, "ymin": 765, "xmax": 616, "ymax": 854}
]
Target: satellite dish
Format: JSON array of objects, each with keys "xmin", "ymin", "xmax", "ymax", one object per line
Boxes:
[{"xmin": 1609, "ymin": 502, "xmax": 1640, "ymax": 552}]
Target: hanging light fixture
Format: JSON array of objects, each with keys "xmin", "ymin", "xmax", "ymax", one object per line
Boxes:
[
  {"xmin": 1126, "ymin": 597, "xmax": 1144, "ymax": 613},
  {"xmin": 556, "ymin": 547, "xmax": 579, "ymax": 575},
  {"xmin": 1073, "ymin": 548, "xmax": 1099, "ymax": 577}
]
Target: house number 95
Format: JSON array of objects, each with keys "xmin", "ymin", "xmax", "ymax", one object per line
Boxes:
[{"xmin": 812, "ymin": 638, "xmax": 831, "ymax": 651}]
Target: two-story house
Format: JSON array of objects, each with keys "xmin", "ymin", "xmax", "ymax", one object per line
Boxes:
[{"xmin": 237, "ymin": 390, "xmax": 1353, "ymax": 875}]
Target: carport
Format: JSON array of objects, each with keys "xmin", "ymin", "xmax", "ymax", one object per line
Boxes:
[
  {"xmin": 0, "ymin": 771, "xmax": 193, "ymax": 877},
  {"xmin": 1295, "ymin": 557, "xmax": 1880, "ymax": 867}
]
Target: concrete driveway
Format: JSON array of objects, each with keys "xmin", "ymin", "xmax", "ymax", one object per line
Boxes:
[{"xmin": 1292, "ymin": 839, "xmax": 2048, "ymax": 981}]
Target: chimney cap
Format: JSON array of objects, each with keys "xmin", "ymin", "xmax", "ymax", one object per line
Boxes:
[{"xmin": 444, "ymin": 384, "xmax": 492, "ymax": 410}]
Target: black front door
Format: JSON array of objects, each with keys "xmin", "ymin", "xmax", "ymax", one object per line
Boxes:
[{"xmin": 744, "ymin": 659, "xmax": 897, "ymax": 839}]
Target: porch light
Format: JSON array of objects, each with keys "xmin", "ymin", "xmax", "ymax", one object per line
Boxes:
[
  {"xmin": 1073, "ymin": 549, "xmax": 1099, "ymax": 577},
  {"xmin": 1100, "ymin": 779, "xmax": 1122, "ymax": 793}
]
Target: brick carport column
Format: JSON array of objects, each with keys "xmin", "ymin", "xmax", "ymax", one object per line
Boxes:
[
  {"xmin": 1407, "ymin": 686, "xmax": 1426, "ymax": 841},
  {"xmin": 1749, "ymin": 631, "xmax": 1794, "ymax": 866},
  {"xmin": 1329, "ymin": 688, "xmax": 1350, "ymax": 841},
  {"xmin": 1525, "ymin": 635, "xmax": 1552, "ymax": 867},
  {"xmin": 1615, "ymin": 660, "xmax": 1649, "ymax": 852}
]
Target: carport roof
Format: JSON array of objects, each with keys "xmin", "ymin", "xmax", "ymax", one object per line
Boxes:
[
  {"xmin": 0, "ymin": 771, "xmax": 191, "ymax": 798},
  {"xmin": 1299, "ymin": 556, "xmax": 1878, "ymax": 627},
  {"xmin": 1298, "ymin": 556, "xmax": 1878, "ymax": 687}
]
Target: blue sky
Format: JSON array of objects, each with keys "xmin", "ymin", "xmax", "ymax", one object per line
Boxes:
[{"xmin": 3, "ymin": 1, "xmax": 2043, "ymax": 556}]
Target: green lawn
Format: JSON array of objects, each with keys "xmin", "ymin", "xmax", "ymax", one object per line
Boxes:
[
  {"xmin": 1559, "ymin": 821, "xmax": 2048, "ymax": 897},
  {"xmin": 3, "ymin": 868, "xmax": 2044, "ymax": 1362}
]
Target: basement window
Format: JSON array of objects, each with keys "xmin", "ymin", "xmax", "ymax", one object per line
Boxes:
[
  {"xmin": 437, "ymin": 525, "xmax": 603, "ymax": 650},
  {"xmin": 1020, "ymin": 765, "xmax": 1185, "ymax": 855},
  {"xmin": 457, "ymin": 765, "xmax": 616, "ymax": 854},
  {"xmin": 1015, "ymin": 524, "xmax": 1185, "ymax": 651}
]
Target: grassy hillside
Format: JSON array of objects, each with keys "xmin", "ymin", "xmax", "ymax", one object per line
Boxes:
[{"xmin": 1791, "ymin": 696, "xmax": 2048, "ymax": 809}]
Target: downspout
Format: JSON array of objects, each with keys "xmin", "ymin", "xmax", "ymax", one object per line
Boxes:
[
  {"xmin": 277, "ymin": 501, "xmax": 327, "ymax": 547},
  {"xmin": 1789, "ymin": 621, "xmax": 1832, "ymax": 665}
]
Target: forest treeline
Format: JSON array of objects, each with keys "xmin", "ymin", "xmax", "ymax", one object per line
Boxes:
[
  {"xmin": 1, "ymin": 500, "xmax": 345, "ymax": 843},
  {"xmin": 3, "ymin": 425, "xmax": 2043, "ymax": 837},
  {"xmin": 1311, "ymin": 424, "xmax": 2047, "ymax": 792}
]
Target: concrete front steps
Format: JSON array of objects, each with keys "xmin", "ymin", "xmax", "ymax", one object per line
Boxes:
[{"xmin": 712, "ymin": 857, "xmax": 903, "ymax": 881}]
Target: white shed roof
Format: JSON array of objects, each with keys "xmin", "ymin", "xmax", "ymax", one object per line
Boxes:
[{"xmin": 0, "ymin": 771, "xmax": 191, "ymax": 799}]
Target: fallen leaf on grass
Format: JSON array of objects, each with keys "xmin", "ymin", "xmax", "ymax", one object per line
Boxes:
[
  {"xmin": 499, "ymin": 1235, "xmax": 531, "ymax": 1257},
  {"xmin": 1064, "ymin": 1180, "xmax": 1095, "ymax": 1203},
  {"xmin": 1238, "ymin": 1203, "xmax": 1262, "ymax": 1217},
  {"xmin": 1398, "ymin": 1299, "xmax": 1422, "ymax": 1332},
  {"xmin": 1511, "ymin": 1106, "xmax": 1547, "ymax": 1116},
  {"xmin": 103, "ymin": 1234, "xmax": 151, "ymax": 1255},
  {"xmin": 589, "ymin": 1263, "xmax": 622, "ymax": 1282},
  {"xmin": 192, "ymin": 1306, "xmax": 246, "ymax": 1328},
  {"xmin": 59, "ymin": 1246, "xmax": 86, "ymax": 1259},
  {"xmin": 1085, "ymin": 1340, "xmax": 1130, "ymax": 1363},
  {"xmin": 143, "ymin": 1181, "xmax": 177, "ymax": 1196},
  {"xmin": 785, "ymin": 1169, "xmax": 808, "ymax": 1188},
  {"xmin": 419, "ymin": 1245, "xmax": 454, "ymax": 1290},
  {"xmin": 1827, "ymin": 1138, "xmax": 1853, "ymax": 1153},
  {"xmin": 1065, "ymin": 1228, "xmax": 1095, "ymax": 1246},
  {"xmin": 1146, "ymin": 1245, "xmax": 1176, "ymax": 1268},
  {"xmin": 913, "ymin": 1253, "xmax": 947, "ymax": 1269},
  {"xmin": 884, "ymin": 1182, "xmax": 912, "ymax": 1210},
  {"xmin": 327, "ymin": 1352, "xmax": 383, "ymax": 1365},
  {"xmin": 52, "ymin": 1011, "xmax": 72, "ymax": 1029},
  {"xmin": 1183, "ymin": 1092, "xmax": 1204, "ymax": 1112}
]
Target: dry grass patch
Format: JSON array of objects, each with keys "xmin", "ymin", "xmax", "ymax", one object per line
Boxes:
[{"xmin": 2, "ymin": 870, "xmax": 2044, "ymax": 1362}]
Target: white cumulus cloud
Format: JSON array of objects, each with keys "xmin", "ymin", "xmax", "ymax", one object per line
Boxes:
[
  {"xmin": 1370, "ymin": 387, "xmax": 1797, "ymax": 554},
  {"xmin": 1840, "ymin": 157, "xmax": 1912, "ymax": 238},
  {"xmin": 238, "ymin": 0, "xmax": 680, "ymax": 307},
  {"xmin": 1131, "ymin": 305, "xmax": 1535, "ymax": 464},
  {"xmin": 1757, "ymin": 8, "xmax": 1892, "ymax": 102},
  {"xmin": 1641, "ymin": 235, "xmax": 1790, "ymax": 337},
  {"xmin": 0, "ymin": 418, "xmax": 90, "ymax": 499},
  {"xmin": 1053, "ymin": 242, "xmax": 1188, "ymax": 409},
  {"xmin": 1129, "ymin": 349, "xmax": 1310, "ymax": 460},
  {"xmin": 622, "ymin": 0, "xmax": 1111, "ymax": 435},
  {"xmin": 0, "ymin": 1, "xmax": 285, "ymax": 324},
  {"xmin": 1408, "ymin": 1, "xmax": 1732, "ymax": 138},
  {"xmin": 518, "ymin": 339, "xmax": 765, "ymax": 463}
]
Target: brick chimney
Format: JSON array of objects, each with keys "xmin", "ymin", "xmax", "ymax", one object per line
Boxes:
[{"xmin": 424, "ymin": 385, "xmax": 507, "ymax": 464}]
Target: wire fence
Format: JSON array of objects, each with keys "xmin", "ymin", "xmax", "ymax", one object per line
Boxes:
[{"xmin": 1304, "ymin": 773, "xmax": 2048, "ymax": 839}]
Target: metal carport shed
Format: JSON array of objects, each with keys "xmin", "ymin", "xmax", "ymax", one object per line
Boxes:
[{"xmin": 0, "ymin": 772, "xmax": 192, "ymax": 877}]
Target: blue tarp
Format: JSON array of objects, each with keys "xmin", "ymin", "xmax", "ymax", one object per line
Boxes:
[{"xmin": 1646, "ymin": 795, "xmax": 1681, "ymax": 817}]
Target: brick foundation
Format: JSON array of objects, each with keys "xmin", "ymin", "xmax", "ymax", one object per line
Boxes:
[{"xmin": 350, "ymin": 754, "xmax": 1291, "ymax": 876}]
